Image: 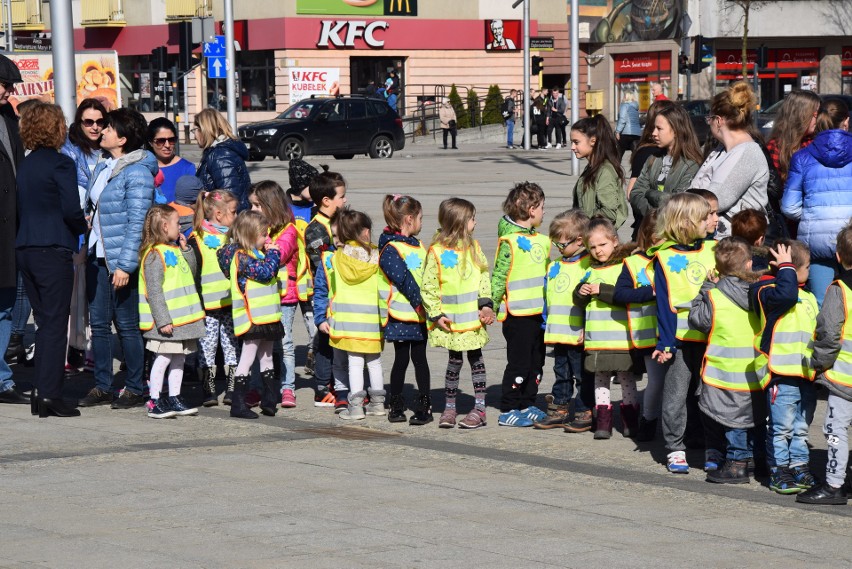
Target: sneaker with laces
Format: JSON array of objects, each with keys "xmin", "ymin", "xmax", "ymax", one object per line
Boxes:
[
  {"xmin": 168, "ymin": 396, "xmax": 198, "ymax": 416},
  {"xmin": 498, "ymin": 409, "xmax": 534, "ymax": 427},
  {"xmin": 147, "ymin": 398, "xmax": 177, "ymax": 419},
  {"xmin": 789, "ymin": 465, "xmax": 816, "ymax": 489},
  {"xmin": 314, "ymin": 388, "xmax": 336, "ymax": 407},
  {"xmin": 545, "ymin": 143, "xmax": 552, "ymax": 149},
  {"xmin": 78, "ymin": 387, "xmax": 113, "ymax": 407},
  {"xmin": 438, "ymin": 409, "xmax": 457, "ymax": 428},
  {"xmin": 667, "ymin": 451, "xmax": 689, "ymax": 474},
  {"xmin": 520, "ymin": 406, "xmax": 547, "ymax": 423},
  {"xmin": 281, "ymin": 389, "xmax": 297, "ymax": 408},
  {"xmin": 704, "ymin": 448, "xmax": 724, "ymax": 472},
  {"xmin": 334, "ymin": 398, "xmax": 348, "ymax": 414},
  {"xmin": 555, "ymin": 143, "xmax": 562, "ymax": 149},
  {"xmin": 111, "ymin": 389, "xmax": 147, "ymax": 409},
  {"xmin": 458, "ymin": 409, "xmax": 487, "ymax": 429},
  {"xmin": 769, "ymin": 467, "xmax": 802, "ymax": 494}
]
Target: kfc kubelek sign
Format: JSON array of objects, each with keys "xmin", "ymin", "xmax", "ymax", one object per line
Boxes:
[
  {"xmin": 317, "ymin": 20, "xmax": 388, "ymax": 48},
  {"xmin": 289, "ymin": 67, "xmax": 340, "ymax": 103}
]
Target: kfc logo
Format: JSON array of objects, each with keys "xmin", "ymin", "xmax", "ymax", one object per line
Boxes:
[{"xmin": 317, "ymin": 20, "xmax": 389, "ymax": 48}]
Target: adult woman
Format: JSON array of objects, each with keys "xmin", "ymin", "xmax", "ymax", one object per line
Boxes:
[
  {"xmin": 147, "ymin": 117, "xmax": 195, "ymax": 203},
  {"xmin": 15, "ymin": 103, "xmax": 87, "ymax": 417},
  {"xmin": 690, "ymin": 82, "xmax": 769, "ymax": 237},
  {"xmin": 629, "ymin": 101, "xmax": 703, "ymax": 233},
  {"xmin": 615, "ymin": 91, "xmax": 641, "ymax": 159},
  {"xmin": 782, "ymin": 99, "xmax": 852, "ymax": 306},
  {"xmin": 194, "ymin": 108, "xmax": 251, "ymax": 210},
  {"xmin": 78, "ymin": 108, "xmax": 156, "ymax": 409},
  {"xmin": 61, "ymin": 98, "xmax": 108, "ymax": 208},
  {"xmin": 438, "ymin": 100, "xmax": 458, "ymax": 150}
]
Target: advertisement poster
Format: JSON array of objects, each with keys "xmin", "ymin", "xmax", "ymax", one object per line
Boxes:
[
  {"xmin": 7, "ymin": 51, "xmax": 121, "ymax": 111},
  {"xmin": 289, "ymin": 68, "xmax": 341, "ymax": 103},
  {"xmin": 569, "ymin": 0, "xmax": 684, "ymax": 43},
  {"xmin": 297, "ymin": 0, "xmax": 417, "ymax": 16},
  {"xmin": 484, "ymin": 19, "xmax": 521, "ymax": 51}
]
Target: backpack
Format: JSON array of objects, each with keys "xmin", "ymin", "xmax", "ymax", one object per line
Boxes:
[{"xmin": 501, "ymin": 97, "xmax": 512, "ymax": 119}]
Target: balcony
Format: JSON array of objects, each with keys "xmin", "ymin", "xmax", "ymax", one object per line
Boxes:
[
  {"xmin": 0, "ymin": 0, "xmax": 44, "ymax": 31},
  {"xmin": 80, "ymin": 0, "xmax": 126, "ymax": 27},
  {"xmin": 165, "ymin": 0, "xmax": 213, "ymax": 22}
]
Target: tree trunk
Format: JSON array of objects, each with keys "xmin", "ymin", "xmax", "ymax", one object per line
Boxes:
[{"xmin": 741, "ymin": 1, "xmax": 750, "ymax": 79}]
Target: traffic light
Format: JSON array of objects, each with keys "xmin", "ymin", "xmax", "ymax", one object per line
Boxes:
[
  {"xmin": 678, "ymin": 53, "xmax": 690, "ymax": 75},
  {"xmin": 151, "ymin": 46, "xmax": 168, "ymax": 72},
  {"xmin": 531, "ymin": 56, "xmax": 544, "ymax": 76},
  {"xmin": 691, "ymin": 35, "xmax": 712, "ymax": 74},
  {"xmin": 178, "ymin": 21, "xmax": 197, "ymax": 72}
]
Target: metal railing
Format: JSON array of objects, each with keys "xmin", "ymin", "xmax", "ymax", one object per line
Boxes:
[
  {"xmin": 80, "ymin": 0, "xmax": 126, "ymax": 26},
  {"xmin": 0, "ymin": 0, "xmax": 42, "ymax": 29},
  {"xmin": 165, "ymin": 0, "xmax": 212, "ymax": 21}
]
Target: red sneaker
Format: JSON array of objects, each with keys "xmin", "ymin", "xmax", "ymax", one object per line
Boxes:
[{"xmin": 281, "ymin": 389, "xmax": 296, "ymax": 408}]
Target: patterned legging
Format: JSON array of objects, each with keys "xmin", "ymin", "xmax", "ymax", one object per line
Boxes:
[{"xmin": 198, "ymin": 309, "xmax": 238, "ymax": 368}]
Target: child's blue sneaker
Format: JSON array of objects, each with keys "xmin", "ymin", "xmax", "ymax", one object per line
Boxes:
[
  {"xmin": 147, "ymin": 398, "xmax": 177, "ymax": 419},
  {"xmin": 769, "ymin": 467, "xmax": 802, "ymax": 494},
  {"xmin": 498, "ymin": 410, "xmax": 534, "ymax": 427},
  {"xmin": 520, "ymin": 406, "xmax": 547, "ymax": 423},
  {"xmin": 667, "ymin": 451, "xmax": 689, "ymax": 474},
  {"xmin": 168, "ymin": 396, "xmax": 198, "ymax": 416},
  {"xmin": 704, "ymin": 449, "xmax": 724, "ymax": 472},
  {"xmin": 789, "ymin": 465, "xmax": 816, "ymax": 489}
]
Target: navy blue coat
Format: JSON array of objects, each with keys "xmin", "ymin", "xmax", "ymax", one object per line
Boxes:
[
  {"xmin": 196, "ymin": 138, "xmax": 251, "ymax": 211},
  {"xmin": 378, "ymin": 230, "xmax": 427, "ymax": 342}
]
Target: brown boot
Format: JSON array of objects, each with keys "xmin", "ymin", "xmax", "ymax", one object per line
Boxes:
[
  {"xmin": 534, "ymin": 394, "xmax": 569, "ymax": 429},
  {"xmin": 593, "ymin": 405, "xmax": 613, "ymax": 439},
  {"xmin": 563, "ymin": 408, "xmax": 593, "ymax": 433}
]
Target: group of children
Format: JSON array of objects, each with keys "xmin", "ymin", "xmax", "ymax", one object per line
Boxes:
[{"xmin": 138, "ymin": 161, "xmax": 851, "ymax": 506}]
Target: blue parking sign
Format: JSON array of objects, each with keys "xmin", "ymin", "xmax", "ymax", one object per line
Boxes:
[{"xmin": 208, "ymin": 56, "xmax": 227, "ymax": 79}]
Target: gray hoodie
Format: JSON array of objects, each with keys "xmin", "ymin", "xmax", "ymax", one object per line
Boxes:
[{"xmin": 813, "ymin": 278, "xmax": 852, "ymax": 403}]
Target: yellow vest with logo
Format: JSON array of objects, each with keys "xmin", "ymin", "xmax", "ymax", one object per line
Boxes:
[
  {"xmin": 655, "ymin": 241, "xmax": 716, "ymax": 342},
  {"xmin": 584, "ymin": 263, "xmax": 631, "ymax": 351},
  {"xmin": 382, "ymin": 240, "xmax": 427, "ymax": 324},
  {"xmin": 192, "ymin": 228, "xmax": 231, "ymax": 310},
  {"xmin": 823, "ymin": 281, "xmax": 852, "ymax": 389},
  {"xmin": 623, "ymin": 253, "xmax": 658, "ymax": 350},
  {"xmin": 271, "ymin": 223, "xmax": 314, "ymax": 303},
  {"xmin": 327, "ymin": 251, "xmax": 389, "ymax": 347},
  {"xmin": 428, "ymin": 242, "xmax": 485, "ymax": 333},
  {"xmin": 497, "ymin": 231, "xmax": 549, "ymax": 321},
  {"xmin": 755, "ymin": 285, "xmax": 817, "ymax": 381},
  {"xmin": 702, "ymin": 288, "xmax": 765, "ymax": 391},
  {"xmin": 543, "ymin": 253, "xmax": 591, "ymax": 345},
  {"xmin": 139, "ymin": 244, "xmax": 205, "ymax": 331},
  {"xmin": 229, "ymin": 251, "xmax": 282, "ymax": 337}
]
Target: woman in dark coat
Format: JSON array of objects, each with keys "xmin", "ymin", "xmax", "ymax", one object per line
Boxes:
[{"xmin": 193, "ymin": 108, "xmax": 251, "ymax": 210}]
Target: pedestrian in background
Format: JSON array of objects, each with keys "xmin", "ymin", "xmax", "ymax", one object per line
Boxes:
[
  {"xmin": 439, "ymin": 99, "xmax": 458, "ymax": 150},
  {"xmin": 146, "ymin": 117, "xmax": 195, "ymax": 204},
  {"xmin": 615, "ymin": 90, "xmax": 641, "ymax": 159},
  {"xmin": 503, "ymin": 89, "xmax": 516, "ymax": 149}
]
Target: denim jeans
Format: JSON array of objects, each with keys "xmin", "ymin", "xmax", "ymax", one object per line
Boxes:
[
  {"xmin": 725, "ymin": 427, "xmax": 753, "ymax": 461},
  {"xmin": 766, "ymin": 377, "xmax": 816, "ymax": 467},
  {"xmin": 12, "ymin": 271, "xmax": 31, "ymax": 336},
  {"xmin": 279, "ymin": 303, "xmax": 297, "ymax": 392},
  {"xmin": 551, "ymin": 343, "xmax": 586, "ymax": 411},
  {"xmin": 808, "ymin": 257, "xmax": 837, "ymax": 308},
  {"xmin": 506, "ymin": 119, "xmax": 515, "ymax": 146},
  {"xmin": 0, "ymin": 286, "xmax": 16, "ymax": 392},
  {"xmin": 86, "ymin": 256, "xmax": 145, "ymax": 394}
]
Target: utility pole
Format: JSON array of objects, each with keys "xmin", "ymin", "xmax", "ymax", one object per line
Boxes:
[
  {"xmin": 50, "ymin": 0, "xmax": 77, "ymax": 125},
  {"xmin": 4, "ymin": 0, "xmax": 12, "ymax": 53},
  {"xmin": 570, "ymin": 0, "xmax": 579, "ymax": 175},
  {"xmin": 224, "ymin": 0, "xmax": 237, "ymax": 133},
  {"xmin": 513, "ymin": 0, "xmax": 531, "ymax": 150}
]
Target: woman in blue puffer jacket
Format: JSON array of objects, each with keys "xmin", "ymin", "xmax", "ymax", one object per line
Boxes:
[
  {"xmin": 781, "ymin": 99, "xmax": 852, "ymax": 306},
  {"xmin": 193, "ymin": 108, "xmax": 251, "ymax": 210}
]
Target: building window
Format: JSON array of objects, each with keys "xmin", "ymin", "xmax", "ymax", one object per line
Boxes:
[
  {"xmin": 120, "ymin": 54, "xmax": 185, "ymax": 114},
  {"xmin": 207, "ymin": 50, "xmax": 276, "ymax": 111}
]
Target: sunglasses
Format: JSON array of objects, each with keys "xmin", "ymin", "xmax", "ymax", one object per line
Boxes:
[
  {"xmin": 152, "ymin": 136, "xmax": 177, "ymax": 147},
  {"xmin": 81, "ymin": 118, "xmax": 106, "ymax": 128}
]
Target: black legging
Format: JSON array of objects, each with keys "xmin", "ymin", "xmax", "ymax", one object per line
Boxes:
[{"xmin": 389, "ymin": 340, "xmax": 430, "ymax": 396}]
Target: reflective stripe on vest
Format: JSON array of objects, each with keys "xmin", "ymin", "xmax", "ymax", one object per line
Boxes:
[
  {"xmin": 584, "ymin": 264, "xmax": 631, "ymax": 350},
  {"xmin": 497, "ymin": 232, "xmax": 549, "ymax": 321},
  {"xmin": 429, "ymin": 243, "xmax": 484, "ymax": 333},
  {"xmin": 230, "ymin": 252, "xmax": 282, "ymax": 337},
  {"xmin": 655, "ymin": 241, "xmax": 716, "ymax": 342},
  {"xmin": 382, "ymin": 240, "xmax": 426, "ymax": 323},
  {"xmin": 623, "ymin": 253, "xmax": 657, "ymax": 349},
  {"xmin": 755, "ymin": 285, "xmax": 817, "ymax": 381},
  {"xmin": 327, "ymin": 252, "xmax": 388, "ymax": 344},
  {"xmin": 702, "ymin": 288, "xmax": 765, "ymax": 392},
  {"xmin": 139, "ymin": 245, "xmax": 205, "ymax": 331},
  {"xmin": 543, "ymin": 254, "xmax": 591, "ymax": 345},
  {"xmin": 193, "ymin": 229, "xmax": 231, "ymax": 310},
  {"xmin": 824, "ymin": 281, "xmax": 852, "ymax": 388},
  {"xmin": 271, "ymin": 224, "xmax": 314, "ymax": 302}
]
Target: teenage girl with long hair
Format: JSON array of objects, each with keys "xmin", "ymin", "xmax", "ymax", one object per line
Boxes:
[{"xmin": 570, "ymin": 114, "xmax": 628, "ymax": 229}]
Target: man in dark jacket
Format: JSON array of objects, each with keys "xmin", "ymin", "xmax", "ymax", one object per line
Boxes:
[{"xmin": 0, "ymin": 54, "xmax": 29, "ymax": 404}]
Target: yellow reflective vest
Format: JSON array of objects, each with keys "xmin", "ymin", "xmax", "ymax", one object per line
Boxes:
[
  {"xmin": 139, "ymin": 244, "xmax": 205, "ymax": 331},
  {"xmin": 824, "ymin": 281, "xmax": 852, "ymax": 389},
  {"xmin": 623, "ymin": 253, "xmax": 657, "ymax": 350},
  {"xmin": 701, "ymin": 289, "xmax": 766, "ymax": 392},
  {"xmin": 584, "ymin": 263, "xmax": 631, "ymax": 351},
  {"xmin": 271, "ymin": 223, "xmax": 314, "ymax": 303},
  {"xmin": 543, "ymin": 253, "xmax": 591, "ymax": 345},
  {"xmin": 428, "ymin": 242, "xmax": 485, "ymax": 333},
  {"xmin": 229, "ymin": 251, "xmax": 282, "ymax": 337},
  {"xmin": 496, "ymin": 232, "xmax": 549, "ymax": 321},
  {"xmin": 755, "ymin": 284, "xmax": 817, "ymax": 381},
  {"xmin": 382, "ymin": 240, "xmax": 426, "ymax": 324},
  {"xmin": 327, "ymin": 251, "xmax": 389, "ymax": 350},
  {"xmin": 192, "ymin": 228, "xmax": 231, "ymax": 310},
  {"xmin": 655, "ymin": 241, "xmax": 716, "ymax": 343}
]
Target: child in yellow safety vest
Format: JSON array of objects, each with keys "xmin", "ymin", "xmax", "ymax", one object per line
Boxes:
[
  {"xmin": 248, "ymin": 180, "xmax": 312, "ymax": 412},
  {"xmin": 422, "ymin": 198, "xmax": 495, "ymax": 430},
  {"xmin": 751, "ymin": 240, "xmax": 818, "ymax": 494},
  {"xmin": 138, "ymin": 205, "xmax": 206, "ymax": 419},
  {"xmin": 650, "ymin": 193, "xmax": 716, "ymax": 474},
  {"xmin": 187, "ymin": 189, "xmax": 238, "ymax": 407},
  {"xmin": 573, "ymin": 217, "xmax": 642, "ymax": 440},
  {"xmin": 379, "ymin": 194, "xmax": 433, "ymax": 425},
  {"xmin": 688, "ymin": 237, "xmax": 764, "ymax": 484},
  {"xmin": 317, "ymin": 209, "xmax": 388, "ymax": 421},
  {"xmin": 217, "ymin": 211, "xmax": 283, "ymax": 420},
  {"xmin": 491, "ymin": 182, "xmax": 550, "ymax": 427},
  {"xmin": 534, "ymin": 209, "xmax": 593, "ymax": 431}
]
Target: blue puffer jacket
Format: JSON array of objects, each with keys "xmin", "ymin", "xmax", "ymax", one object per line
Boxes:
[
  {"xmin": 782, "ymin": 129, "xmax": 852, "ymax": 260},
  {"xmin": 196, "ymin": 137, "xmax": 251, "ymax": 210},
  {"xmin": 60, "ymin": 139, "xmax": 100, "ymax": 208},
  {"xmin": 90, "ymin": 149, "xmax": 158, "ymax": 274}
]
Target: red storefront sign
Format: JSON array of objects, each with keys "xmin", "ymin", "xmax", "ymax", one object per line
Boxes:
[
  {"xmin": 613, "ymin": 51, "xmax": 671, "ymax": 83},
  {"xmin": 716, "ymin": 48, "xmax": 819, "ymax": 71},
  {"xmin": 842, "ymin": 46, "xmax": 852, "ymax": 76}
]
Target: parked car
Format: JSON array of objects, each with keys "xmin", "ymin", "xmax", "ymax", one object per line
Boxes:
[
  {"xmin": 238, "ymin": 95, "xmax": 406, "ymax": 161},
  {"xmin": 757, "ymin": 94, "xmax": 852, "ymax": 138}
]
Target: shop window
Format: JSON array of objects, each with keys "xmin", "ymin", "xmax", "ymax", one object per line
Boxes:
[
  {"xmin": 209, "ymin": 50, "xmax": 276, "ymax": 111},
  {"xmin": 121, "ymin": 55, "xmax": 185, "ymax": 114}
]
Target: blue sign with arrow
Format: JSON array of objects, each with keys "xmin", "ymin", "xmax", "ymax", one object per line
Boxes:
[
  {"xmin": 203, "ymin": 35, "xmax": 226, "ymax": 58},
  {"xmin": 208, "ymin": 56, "xmax": 227, "ymax": 79}
]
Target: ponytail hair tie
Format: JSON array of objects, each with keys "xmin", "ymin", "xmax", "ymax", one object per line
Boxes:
[
  {"xmin": 203, "ymin": 191, "xmax": 210, "ymax": 198},
  {"xmin": 392, "ymin": 193, "xmax": 403, "ymax": 202}
]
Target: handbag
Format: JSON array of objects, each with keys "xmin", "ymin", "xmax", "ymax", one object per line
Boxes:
[
  {"xmin": 448, "ymin": 119, "xmax": 456, "ymax": 129},
  {"xmin": 68, "ymin": 257, "xmax": 89, "ymax": 351}
]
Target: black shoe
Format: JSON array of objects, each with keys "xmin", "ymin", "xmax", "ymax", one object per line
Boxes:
[
  {"xmin": 796, "ymin": 483, "xmax": 849, "ymax": 505},
  {"xmin": 409, "ymin": 393, "xmax": 433, "ymax": 425},
  {"xmin": 37, "ymin": 398, "xmax": 81, "ymax": 418},
  {"xmin": 111, "ymin": 389, "xmax": 147, "ymax": 409},
  {"xmin": 635, "ymin": 416, "xmax": 657, "ymax": 442},
  {"xmin": 387, "ymin": 394, "xmax": 407, "ymax": 423},
  {"xmin": 259, "ymin": 368, "xmax": 280, "ymax": 416},
  {"xmin": 4, "ymin": 333, "xmax": 23, "ymax": 362},
  {"xmin": 230, "ymin": 375, "xmax": 259, "ymax": 419},
  {"xmin": 79, "ymin": 387, "xmax": 113, "ymax": 407},
  {"xmin": 706, "ymin": 460, "xmax": 749, "ymax": 484},
  {"xmin": 200, "ymin": 367, "xmax": 218, "ymax": 407},
  {"xmin": 0, "ymin": 387, "xmax": 30, "ymax": 404}
]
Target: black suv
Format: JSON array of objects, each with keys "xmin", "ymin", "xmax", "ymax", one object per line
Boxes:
[{"xmin": 238, "ymin": 95, "xmax": 405, "ymax": 161}]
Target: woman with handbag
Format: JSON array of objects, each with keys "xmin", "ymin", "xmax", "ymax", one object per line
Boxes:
[{"xmin": 439, "ymin": 100, "xmax": 458, "ymax": 150}]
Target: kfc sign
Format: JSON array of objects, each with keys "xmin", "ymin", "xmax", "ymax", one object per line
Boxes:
[{"xmin": 317, "ymin": 20, "xmax": 389, "ymax": 48}]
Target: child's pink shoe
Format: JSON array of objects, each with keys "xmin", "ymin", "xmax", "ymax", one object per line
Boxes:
[{"xmin": 281, "ymin": 389, "xmax": 296, "ymax": 408}]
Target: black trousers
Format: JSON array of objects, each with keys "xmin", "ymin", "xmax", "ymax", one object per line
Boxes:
[
  {"xmin": 442, "ymin": 127, "xmax": 457, "ymax": 148},
  {"xmin": 17, "ymin": 247, "xmax": 74, "ymax": 399},
  {"xmin": 500, "ymin": 314, "xmax": 545, "ymax": 411}
]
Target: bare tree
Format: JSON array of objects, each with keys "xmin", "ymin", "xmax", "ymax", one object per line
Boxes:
[{"xmin": 726, "ymin": 0, "xmax": 765, "ymax": 77}]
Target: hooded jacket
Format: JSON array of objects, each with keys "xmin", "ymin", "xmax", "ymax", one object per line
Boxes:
[
  {"xmin": 89, "ymin": 149, "xmax": 157, "ymax": 274},
  {"xmin": 379, "ymin": 230, "xmax": 426, "ymax": 342},
  {"xmin": 782, "ymin": 129, "xmax": 852, "ymax": 259},
  {"xmin": 326, "ymin": 243, "xmax": 384, "ymax": 353},
  {"xmin": 196, "ymin": 137, "xmax": 251, "ymax": 211}
]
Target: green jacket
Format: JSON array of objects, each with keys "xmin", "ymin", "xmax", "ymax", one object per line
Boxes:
[
  {"xmin": 490, "ymin": 216, "xmax": 547, "ymax": 308},
  {"xmin": 629, "ymin": 154, "xmax": 700, "ymax": 217},
  {"xmin": 572, "ymin": 161, "xmax": 628, "ymax": 229}
]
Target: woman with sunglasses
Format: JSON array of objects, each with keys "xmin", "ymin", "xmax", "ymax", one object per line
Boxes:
[
  {"xmin": 61, "ymin": 98, "xmax": 108, "ymax": 209},
  {"xmin": 146, "ymin": 117, "xmax": 195, "ymax": 203}
]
